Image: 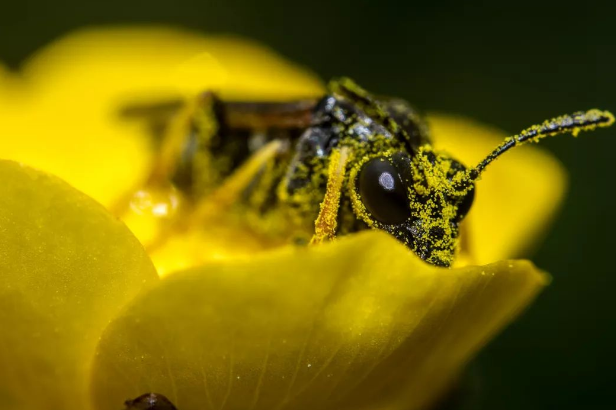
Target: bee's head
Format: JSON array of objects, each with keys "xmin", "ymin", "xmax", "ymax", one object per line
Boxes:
[
  {"xmin": 348, "ymin": 107, "xmax": 614, "ymax": 267},
  {"xmin": 349, "ymin": 148, "xmax": 474, "ymax": 267}
]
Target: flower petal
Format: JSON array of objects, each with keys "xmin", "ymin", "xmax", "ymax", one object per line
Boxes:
[
  {"xmin": 22, "ymin": 26, "xmax": 324, "ymax": 102},
  {"xmin": 91, "ymin": 231, "xmax": 546, "ymax": 410},
  {"xmin": 428, "ymin": 114, "xmax": 567, "ymax": 264},
  {"xmin": 149, "ymin": 224, "xmax": 275, "ymax": 277},
  {"xmin": 0, "ymin": 160, "xmax": 158, "ymax": 410}
]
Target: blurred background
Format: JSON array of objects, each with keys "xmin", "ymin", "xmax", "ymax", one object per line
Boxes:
[{"xmin": 1, "ymin": 1, "xmax": 614, "ymax": 409}]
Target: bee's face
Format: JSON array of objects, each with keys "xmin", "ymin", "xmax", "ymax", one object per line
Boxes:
[
  {"xmin": 348, "ymin": 147, "xmax": 475, "ymax": 267},
  {"xmin": 284, "ymin": 79, "xmax": 477, "ymax": 267}
]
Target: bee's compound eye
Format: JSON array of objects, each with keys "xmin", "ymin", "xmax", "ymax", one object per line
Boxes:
[{"xmin": 358, "ymin": 157, "xmax": 411, "ymax": 225}]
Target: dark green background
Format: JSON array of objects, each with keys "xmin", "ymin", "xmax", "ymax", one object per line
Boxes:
[{"xmin": 1, "ymin": 1, "xmax": 614, "ymax": 409}]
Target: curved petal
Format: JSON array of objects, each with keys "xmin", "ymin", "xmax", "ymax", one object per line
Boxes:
[
  {"xmin": 91, "ymin": 231, "xmax": 546, "ymax": 410},
  {"xmin": 0, "ymin": 160, "xmax": 158, "ymax": 410},
  {"xmin": 149, "ymin": 224, "xmax": 275, "ymax": 277},
  {"xmin": 22, "ymin": 26, "xmax": 324, "ymax": 102},
  {"xmin": 428, "ymin": 114, "xmax": 567, "ymax": 264},
  {"xmin": 0, "ymin": 27, "xmax": 324, "ymax": 208}
]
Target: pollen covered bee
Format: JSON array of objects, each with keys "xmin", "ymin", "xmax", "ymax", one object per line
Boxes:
[{"xmin": 122, "ymin": 78, "xmax": 614, "ymax": 267}]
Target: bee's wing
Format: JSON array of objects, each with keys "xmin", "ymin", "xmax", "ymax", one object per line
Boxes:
[
  {"xmin": 119, "ymin": 95, "xmax": 318, "ymax": 139},
  {"xmin": 220, "ymin": 99, "xmax": 317, "ymax": 130}
]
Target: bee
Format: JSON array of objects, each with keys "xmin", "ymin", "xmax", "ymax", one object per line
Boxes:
[{"xmin": 121, "ymin": 78, "xmax": 614, "ymax": 267}]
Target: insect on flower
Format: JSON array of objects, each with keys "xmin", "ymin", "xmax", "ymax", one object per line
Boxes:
[{"xmin": 121, "ymin": 78, "xmax": 614, "ymax": 267}]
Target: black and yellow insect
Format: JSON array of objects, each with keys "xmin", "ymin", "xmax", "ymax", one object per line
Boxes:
[{"xmin": 122, "ymin": 78, "xmax": 614, "ymax": 267}]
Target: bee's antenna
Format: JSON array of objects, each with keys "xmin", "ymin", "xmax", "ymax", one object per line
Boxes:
[{"xmin": 469, "ymin": 109, "xmax": 614, "ymax": 180}]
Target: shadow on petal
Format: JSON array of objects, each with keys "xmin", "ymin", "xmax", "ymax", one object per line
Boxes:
[{"xmin": 91, "ymin": 231, "xmax": 547, "ymax": 410}]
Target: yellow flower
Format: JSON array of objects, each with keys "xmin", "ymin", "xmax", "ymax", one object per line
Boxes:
[{"xmin": 0, "ymin": 27, "xmax": 566, "ymax": 410}]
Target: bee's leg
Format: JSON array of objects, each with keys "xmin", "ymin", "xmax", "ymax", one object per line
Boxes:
[
  {"xmin": 114, "ymin": 93, "xmax": 220, "ymax": 248},
  {"xmin": 143, "ymin": 139, "xmax": 286, "ymax": 253},
  {"xmin": 152, "ymin": 93, "xmax": 223, "ymax": 194},
  {"xmin": 188, "ymin": 139, "xmax": 286, "ymax": 225},
  {"xmin": 120, "ymin": 95, "xmax": 317, "ymax": 193},
  {"xmin": 310, "ymin": 146, "xmax": 352, "ymax": 244},
  {"xmin": 119, "ymin": 94, "xmax": 317, "ymax": 249},
  {"xmin": 113, "ymin": 93, "xmax": 217, "ymax": 205}
]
